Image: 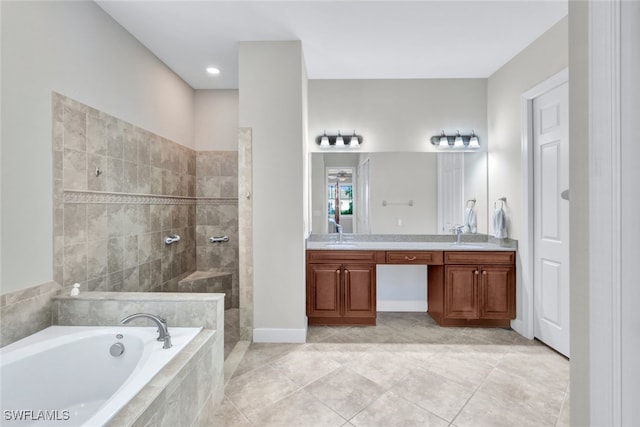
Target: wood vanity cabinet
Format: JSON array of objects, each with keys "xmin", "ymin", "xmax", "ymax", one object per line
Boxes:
[
  {"xmin": 306, "ymin": 251, "xmax": 382, "ymax": 325},
  {"xmin": 429, "ymin": 251, "xmax": 515, "ymax": 327}
]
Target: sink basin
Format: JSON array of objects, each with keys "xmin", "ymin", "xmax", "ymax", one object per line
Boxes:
[
  {"xmin": 326, "ymin": 242, "xmax": 358, "ymax": 248},
  {"xmin": 450, "ymin": 243, "xmax": 486, "ymax": 249}
]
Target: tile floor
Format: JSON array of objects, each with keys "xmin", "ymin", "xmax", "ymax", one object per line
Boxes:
[{"xmin": 216, "ymin": 312, "xmax": 570, "ymax": 427}]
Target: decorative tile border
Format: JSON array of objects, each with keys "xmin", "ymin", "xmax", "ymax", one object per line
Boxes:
[
  {"xmin": 64, "ymin": 190, "xmax": 237, "ymax": 206},
  {"xmin": 196, "ymin": 198, "xmax": 238, "ymax": 206}
]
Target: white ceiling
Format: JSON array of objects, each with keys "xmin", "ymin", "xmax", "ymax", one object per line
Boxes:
[{"xmin": 96, "ymin": 1, "xmax": 568, "ymax": 90}]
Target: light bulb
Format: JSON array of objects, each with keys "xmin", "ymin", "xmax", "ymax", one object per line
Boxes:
[
  {"xmin": 350, "ymin": 132, "xmax": 359, "ymax": 148},
  {"xmin": 320, "ymin": 132, "xmax": 330, "ymax": 148},
  {"xmin": 439, "ymin": 131, "xmax": 448, "ymax": 147},
  {"xmin": 335, "ymin": 132, "xmax": 345, "ymax": 147},
  {"xmin": 469, "ymin": 132, "xmax": 479, "ymax": 148},
  {"xmin": 454, "ymin": 131, "xmax": 464, "ymax": 147}
]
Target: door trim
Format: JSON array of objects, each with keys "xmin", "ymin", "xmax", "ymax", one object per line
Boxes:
[
  {"xmin": 588, "ymin": 1, "xmax": 623, "ymax": 425},
  {"xmin": 517, "ymin": 68, "xmax": 568, "ymax": 339}
]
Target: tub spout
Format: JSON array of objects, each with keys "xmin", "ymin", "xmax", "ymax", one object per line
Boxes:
[{"xmin": 121, "ymin": 313, "xmax": 172, "ymax": 349}]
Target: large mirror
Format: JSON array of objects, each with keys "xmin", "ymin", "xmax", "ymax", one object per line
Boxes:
[{"xmin": 310, "ymin": 152, "xmax": 488, "ymax": 235}]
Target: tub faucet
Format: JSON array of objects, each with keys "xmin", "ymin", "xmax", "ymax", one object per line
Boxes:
[{"xmin": 121, "ymin": 313, "xmax": 172, "ymax": 349}]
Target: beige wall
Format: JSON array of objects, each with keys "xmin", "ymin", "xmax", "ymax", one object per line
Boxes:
[
  {"xmin": 487, "ymin": 17, "xmax": 568, "ymax": 241},
  {"xmin": 367, "ymin": 153, "xmax": 437, "ymax": 234},
  {"xmin": 308, "ymin": 79, "xmax": 487, "ymax": 153},
  {"xmin": 568, "ymin": 2, "xmax": 589, "ymax": 425},
  {"xmin": 194, "ymin": 90, "xmax": 239, "ymax": 152},
  {"xmin": 1, "ymin": 1, "xmax": 194, "ymax": 294},
  {"xmin": 239, "ymin": 41, "xmax": 307, "ymax": 339}
]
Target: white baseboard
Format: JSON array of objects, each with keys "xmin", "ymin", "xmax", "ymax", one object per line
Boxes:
[
  {"xmin": 377, "ymin": 300, "xmax": 427, "ymax": 312},
  {"xmin": 253, "ymin": 327, "xmax": 307, "ymax": 343}
]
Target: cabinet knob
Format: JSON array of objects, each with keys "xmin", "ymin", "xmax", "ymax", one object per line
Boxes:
[
  {"xmin": 404, "ymin": 256, "xmax": 417, "ymax": 261},
  {"xmin": 474, "ymin": 270, "xmax": 479, "ymax": 275},
  {"xmin": 482, "ymin": 270, "xmax": 487, "ymax": 275}
]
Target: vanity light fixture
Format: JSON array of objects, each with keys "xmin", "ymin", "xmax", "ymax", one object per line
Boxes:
[
  {"xmin": 430, "ymin": 130, "xmax": 480, "ymax": 150},
  {"xmin": 469, "ymin": 131, "xmax": 480, "ymax": 148},
  {"xmin": 320, "ymin": 131, "xmax": 330, "ymax": 148},
  {"xmin": 315, "ymin": 131, "xmax": 363, "ymax": 148},
  {"xmin": 454, "ymin": 131, "xmax": 464, "ymax": 147},
  {"xmin": 439, "ymin": 131, "xmax": 449, "ymax": 147},
  {"xmin": 350, "ymin": 131, "xmax": 360, "ymax": 148}
]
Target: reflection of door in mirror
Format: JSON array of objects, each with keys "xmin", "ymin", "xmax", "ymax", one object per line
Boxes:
[
  {"xmin": 437, "ymin": 153, "xmax": 464, "ymax": 234},
  {"xmin": 327, "ymin": 167, "xmax": 355, "ymax": 233},
  {"xmin": 357, "ymin": 158, "xmax": 371, "ymax": 234}
]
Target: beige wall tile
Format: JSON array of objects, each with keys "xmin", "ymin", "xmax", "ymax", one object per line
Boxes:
[
  {"xmin": 63, "ymin": 149, "xmax": 87, "ymax": 190},
  {"xmin": 63, "ymin": 106, "xmax": 86, "ymax": 152}
]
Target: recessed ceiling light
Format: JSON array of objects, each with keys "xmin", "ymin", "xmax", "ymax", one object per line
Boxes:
[{"xmin": 206, "ymin": 67, "xmax": 220, "ymax": 75}]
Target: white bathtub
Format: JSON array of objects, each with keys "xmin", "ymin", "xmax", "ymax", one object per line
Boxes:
[{"xmin": 0, "ymin": 325, "xmax": 202, "ymax": 426}]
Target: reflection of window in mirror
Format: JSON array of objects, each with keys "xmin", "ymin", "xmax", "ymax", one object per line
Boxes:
[{"xmin": 326, "ymin": 167, "xmax": 355, "ymax": 233}]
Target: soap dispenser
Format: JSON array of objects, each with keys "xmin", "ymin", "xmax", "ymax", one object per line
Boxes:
[{"xmin": 70, "ymin": 283, "xmax": 80, "ymax": 296}]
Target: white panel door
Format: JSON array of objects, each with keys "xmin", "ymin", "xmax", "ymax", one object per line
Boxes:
[
  {"xmin": 437, "ymin": 153, "xmax": 464, "ymax": 234},
  {"xmin": 533, "ymin": 82, "xmax": 570, "ymax": 356}
]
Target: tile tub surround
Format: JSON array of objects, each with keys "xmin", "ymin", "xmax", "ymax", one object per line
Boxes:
[
  {"xmin": 52, "ymin": 292, "xmax": 224, "ymax": 331},
  {"xmin": 177, "ymin": 271, "xmax": 234, "ymax": 310},
  {"xmin": 0, "ymin": 282, "xmax": 61, "ymax": 347},
  {"xmin": 52, "ymin": 292, "xmax": 225, "ymax": 426},
  {"xmin": 107, "ymin": 329, "xmax": 221, "ymax": 427}
]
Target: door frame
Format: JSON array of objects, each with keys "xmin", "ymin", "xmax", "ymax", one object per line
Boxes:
[
  {"xmin": 517, "ymin": 68, "xmax": 568, "ymax": 339},
  {"xmin": 437, "ymin": 152, "xmax": 465, "ymax": 235}
]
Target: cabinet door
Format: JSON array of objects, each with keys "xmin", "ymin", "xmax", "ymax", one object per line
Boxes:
[
  {"xmin": 307, "ymin": 263, "xmax": 342, "ymax": 319},
  {"xmin": 444, "ymin": 265, "xmax": 479, "ymax": 319},
  {"xmin": 343, "ymin": 264, "xmax": 376, "ymax": 319},
  {"xmin": 479, "ymin": 265, "xmax": 515, "ymax": 319}
]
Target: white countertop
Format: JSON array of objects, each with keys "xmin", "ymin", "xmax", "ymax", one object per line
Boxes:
[{"xmin": 306, "ymin": 240, "xmax": 516, "ymax": 251}]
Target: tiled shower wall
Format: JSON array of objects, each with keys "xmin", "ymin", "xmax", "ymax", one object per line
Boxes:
[
  {"xmin": 52, "ymin": 93, "xmax": 238, "ymax": 304},
  {"xmin": 196, "ymin": 151, "xmax": 239, "ymax": 307}
]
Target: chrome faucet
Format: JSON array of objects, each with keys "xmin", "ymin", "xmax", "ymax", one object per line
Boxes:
[
  {"xmin": 329, "ymin": 218, "xmax": 343, "ymax": 243},
  {"xmin": 452, "ymin": 225, "xmax": 465, "ymax": 245},
  {"xmin": 336, "ymin": 223, "xmax": 344, "ymax": 243},
  {"xmin": 121, "ymin": 313, "xmax": 172, "ymax": 349}
]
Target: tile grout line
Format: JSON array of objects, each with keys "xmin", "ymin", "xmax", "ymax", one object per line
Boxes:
[
  {"xmin": 447, "ymin": 351, "xmax": 502, "ymax": 426},
  {"xmin": 554, "ymin": 380, "xmax": 571, "ymax": 427},
  {"xmin": 223, "ymin": 393, "xmax": 256, "ymax": 427}
]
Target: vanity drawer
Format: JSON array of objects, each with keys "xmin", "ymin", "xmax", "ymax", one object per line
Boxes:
[
  {"xmin": 444, "ymin": 251, "xmax": 515, "ymax": 265},
  {"xmin": 386, "ymin": 251, "xmax": 444, "ymax": 265},
  {"xmin": 307, "ymin": 250, "xmax": 385, "ymax": 264}
]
